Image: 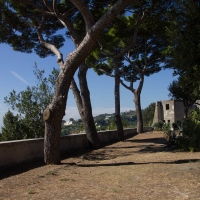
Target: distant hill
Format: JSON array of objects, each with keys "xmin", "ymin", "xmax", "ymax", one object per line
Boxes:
[
  {"xmin": 61, "ymin": 102, "xmax": 155, "ymax": 135},
  {"xmin": 93, "ymin": 110, "xmax": 137, "ymax": 129}
]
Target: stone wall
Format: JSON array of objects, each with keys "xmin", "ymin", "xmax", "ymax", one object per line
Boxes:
[{"xmin": 0, "ymin": 127, "xmax": 153, "ymax": 171}]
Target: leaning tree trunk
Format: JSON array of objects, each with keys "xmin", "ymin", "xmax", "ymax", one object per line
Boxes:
[
  {"xmin": 43, "ymin": 77, "xmax": 69, "ymax": 164},
  {"xmin": 114, "ymin": 60, "xmax": 124, "ymax": 141},
  {"xmin": 134, "ymin": 91, "xmax": 143, "ymax": 133},
  {"xmin": 70, "ymin": 64, "xmax": 100, "ymax": 148},
  {"xmin": 43, "ymin": 0, "xmax": 133, "ymax": 164}
]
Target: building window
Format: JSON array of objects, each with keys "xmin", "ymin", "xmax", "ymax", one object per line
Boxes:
[
  {"xmin": 166, "ymin": 104, "xmax": 169, "ymax": 110},
  {"xmin": 168, "ymin": 120, "xmax": 170, "ymax": 123}
]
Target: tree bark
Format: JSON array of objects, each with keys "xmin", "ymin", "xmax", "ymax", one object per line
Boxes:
[
  {"xmin": 43, "ymin": 0, "xmax": 133, "ymax": 164},
  {"xmin": 134, "ymin": 91, "xmax": 143, "ymax": 133},
  {"xmin": 114, "ymin": 60, "xmax": 124, "ymax": 141},
  {"xmin": 70, "ymin": 63, "xmax": 101, "ymax": 148}
]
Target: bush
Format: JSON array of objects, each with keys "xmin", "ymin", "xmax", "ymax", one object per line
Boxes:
[
  {"xmin": 176, "ymin": 136, "xmax": 190, "ymax": 151},
  {"xmin": 153, "ymin": 121, "xmax": 164, "ymax": 131},
  {"xmin": 162, "ymin": 123, "xmax": 171, "ymax": 139},
  {"xmin": 163, "ymin": 123, "xmax": 171, "ymax": 134},
  {"xmin": 176, "ymin": 108, "xmax": 200, "ymax": 151}
]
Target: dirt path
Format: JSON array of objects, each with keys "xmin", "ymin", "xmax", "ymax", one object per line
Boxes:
[{"xmin": 0, "ymin": 131, "xmax": 200, "ymax": 200}]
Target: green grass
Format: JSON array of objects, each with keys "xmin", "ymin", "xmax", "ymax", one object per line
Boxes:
[
  {"xmin": 46, "ymin": 170, "xmax": 57, "ymax": 176},
  {"xmin": 28, "ymin": 190, "xmax": 35, "ymax": 194},
  {"xmin": 60, "ymin": 178, "xmax": 69, "ymax": 181}
]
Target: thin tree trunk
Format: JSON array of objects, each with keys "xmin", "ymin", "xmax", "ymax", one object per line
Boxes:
[
  {"xmin": 134, "ymin": 91, "xmax": 143, "ymax": 133},
  {"xmin": 114, "ymin": 60, "xmax": 124, "ymax": 141},
  {"xmin": 70, "ymin": 63, "xmax": 100, "ymax": 148}
]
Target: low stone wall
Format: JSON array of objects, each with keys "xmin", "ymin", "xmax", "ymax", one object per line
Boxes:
[{"xmin": 0, "ymin": 127, "xmax": 152, "ymax": 171}]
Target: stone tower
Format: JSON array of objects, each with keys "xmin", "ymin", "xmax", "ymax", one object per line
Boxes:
[{"xmin": 153, "ymin": 101, "xmax": 163, "ymax": 124}]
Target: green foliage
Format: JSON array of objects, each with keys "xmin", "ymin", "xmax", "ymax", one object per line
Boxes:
[
  {"xmin": 121, "ymin": 110, "xmax": 137, "ymax": 122},
  {"xmin": 168, "ymin": 77, "xmax": 199, "ymax": 118},
  {"xmin": 176, "ymin": 108, "xmax": 200, "ymax": 151},
  {"xmin": 106, "ymin": 118, "xmax": 129, "ymax": 130},
  {"xmin": 107, "ymin": 119, "xmax": 117, "ymax": 130},
  {"xmin": 175, "ymin": 136, "xmax": 190, "ymax": 151},
  {"xmin": 122, "ymin": 119, "xmax": 129, "ymax": 128},
  {"xmin": 153, "ymin": 121, "xmax": 164, "ymax": 131},
  {"xmin": 142, "ymin": 102, "xmax": 155, "ymax": 126},
  {"xmin": 0, "ymin": 1, "xmax": 65, "ymax": 57},
  {"xmin": 1, "ymin": 110, "xmax": 30, "ymax": 141},
  {"xmin": 3, "ymin": 64, "xmax": 58, "ymax": 140},
  {"xmin": 165, "ymin": 0, "xmax": 200, "ymax": 94},
  {"xmin": 61, "ymin": 119, "xmax": 84, "ymax": 136},
  {"xmin": 93, "ymin": 110, "xmax": 137, "ymax": 131},
  {"xmin": 162, "ymin": 123, "xmax": 171, "ymax": 136},
  {"xmin": 61, "ymin": 126, "xmax": 71, "ymax": 136}
]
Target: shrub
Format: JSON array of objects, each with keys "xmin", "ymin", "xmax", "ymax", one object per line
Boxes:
[
  {"xmin": 176, "ymin": 108, "xmax": 200, "ymax": 151},
  {"xmin": 163, "ymin": 123, "xmax": 171, "ymax": 134},
  {"xmin": 162, "ymin": 123, "xmax": 171, "ymax": 139},
  {"xmin": 153, "ymin": 121, "xmax": 164, "ymax": 131}
]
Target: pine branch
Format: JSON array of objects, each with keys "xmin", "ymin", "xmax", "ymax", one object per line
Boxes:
[
  {"xmin": 70, "ymin": 0, "xmax": 94, "ymax": 31},
  {"xmin": 98, "ymin": 69, "xmax": 115, "ymax": 77},
  {"xmin": 120, "ymin": 79, "xmax": 133, "ymax": 92},
  {"xmin": 37, "ymin": 17, "xmax": 64, "ymax": 69}
]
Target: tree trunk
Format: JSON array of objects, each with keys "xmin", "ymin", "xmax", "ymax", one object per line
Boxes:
[
  {"xmin": 134, "ymin": 91, "xmax": 143, "ymax": 133},
  {"xmin": 43, "ymin": 0, "xmax": 133, "ymax": 164},
  {"xmin": 44, "ymin": 117, "xmax": 62, "ymax": 164},
  {"xmin": 70, "ymin": 64, "xmax": 101, "ymax": 148},
  {"xmin": 44, "ymin": 87, "xmax": 68, "ymax": 164},
  {"xmin": 114, "ymin": 60, "xmax": 124, "ymax": 141},
  {"xmin": 184, "ymin": 107, "xmax": 189, "ymax": 119}
]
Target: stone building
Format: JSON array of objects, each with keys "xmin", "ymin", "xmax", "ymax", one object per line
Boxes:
[{"xmin": 153, "ymin": 100, "xmax": 185, "ymax": 125}]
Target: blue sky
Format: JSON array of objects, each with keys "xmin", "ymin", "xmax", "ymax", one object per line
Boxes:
[{"xmin": 0, "ymin": 40, "xmax": 176, "ymax": 130}]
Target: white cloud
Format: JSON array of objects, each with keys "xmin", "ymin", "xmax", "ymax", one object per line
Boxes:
[
  {"xmin": 63, "ymin": 106, "xmax": 135, "ymax": 121},
  {"xmin": 11, "ymin": 71, "xmax": 29, "ymax": 85}
]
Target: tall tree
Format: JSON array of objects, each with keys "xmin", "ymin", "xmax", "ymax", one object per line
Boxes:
[
  {"xmin": 119, "ymin": 1, "xmax": 169, "ymax": 133},
  {"xmin": 1, "ymin": 110, "xmax": 29, "ymax": 141},
  {"xmin": 142, "ymin": 102, "xmax": 155, "ymax": 126},
  {"xmin": 165, "ymin": 0, "xmax": 200, "ymax": 92},
  {"xmin": 4, "ymin": 64, "xmax": 58, "ymax": 138},
  {"xmin": 0, "ymin": 0, "xmax": 133, "ymax": 164},
  {"xmin": 89, "ymin": 7, "xmax": 147, "ymax": 139},
  {"xmin": 91, "ymin": 0, "xmax": 169, "ymax": 133},
  {"xmin": 70, "ymin": 64, "xmax": 101, "ymax": 148},
  {"xmin": 120, "ymin": 34, "xmax": 165, "ymax": 133},
  {"xmin": 68, "ymin": 2, "xmax": 137, "ymax": 144}
]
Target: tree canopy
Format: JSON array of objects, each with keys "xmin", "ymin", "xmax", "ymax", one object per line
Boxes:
[
  {"xmin": 87, "ymin": 1, "xmax": 169, "ymax": 133},
  {"xmin": 1, "ymin": 110, "xmax": 30, "ymax": 141},
  {"xmin": 142, "ymin": 102, "xmax": 155, "ymax": 126},
  {"xmin": 168, "ymin": 76, "xmax": 200, "ymax": 118},
  {"xmin": 165, "ymin": 0, "xmax": 200, "ymax": 88}
]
